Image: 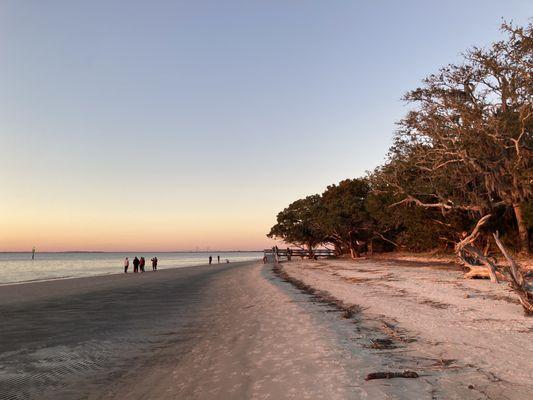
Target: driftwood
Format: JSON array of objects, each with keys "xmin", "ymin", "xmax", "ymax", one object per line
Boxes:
[
  {"xmin": 369, "ymin": 338, "xmax": 395, "ymax": 349},
  {"xmin": 492, "ymin": 232, "xmax": 533, "ymax": 315},
  {"xmin": 365, "ymin": 370, "xmax": 419, "ymax": 380},
  {"xmin": 459, "ymin": 244, "xmax": 500, "ymax": 283},
  {"xmin": 455, "ymin": 216, "xmax": 533, "ymax": 315},
  {"xmin": 455, "ymin": 215, "xmax": 499, "ymax": 283},
  {"xmin": 464, "ymin": 266, "xmax": 505, "ymax": 280}
]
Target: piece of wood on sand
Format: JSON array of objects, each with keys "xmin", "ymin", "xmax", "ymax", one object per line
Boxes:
[{"xmin": 365, "ymin": 370, "xmax": 419, "ymax": 380}]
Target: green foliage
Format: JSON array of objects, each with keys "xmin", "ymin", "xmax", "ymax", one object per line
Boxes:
[
  {"xmin": 319, "ymin": 179, "xmax": 371, "ymax": 250},
  {"xmin": 267, "ymin": 195, "xmax": 325, "ymax": 249}
]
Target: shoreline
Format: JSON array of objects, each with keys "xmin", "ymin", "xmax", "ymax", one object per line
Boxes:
[
  {"xmin": 0, "ymin": 257, "xmax": 262, "ymax": 287},
  {"xmin": 0, "ymin": 260, "xmax": 256, "ymax": 306},
  {"xmin": 0, "ymin": 263, "xmax": 202, "ymax": 288}
]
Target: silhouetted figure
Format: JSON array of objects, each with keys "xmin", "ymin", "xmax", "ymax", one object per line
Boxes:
[
  {"xmin": 31, "ymin": 246, "xmax": 36, "ymax": 260},
  {"xmin": 133, "ymin": 257, "xmax": 140, "ymax": 273},
  {"xmin": 263, "ymin": 255, "xmax": 268, "ymax": 264},
  {"xmin": 124, "ymin": 257, "xmax": 129, "ymax": 273},
  {"xmin": 286, "ymin": 248, "xmax": 292, "ymax": 261},
  {"xmin": 209, "ymin": 256, "xmax": 212, "ymax": 265},
  {"xmin": 139, "ymin": 257, "xmax": 145, "ymax": 272},
  {"xmin": 217, "ymin": 255, "xmax": 220, "ymax": 264},
  {"xmin": 151, "ymin": 257, "xmax": 158, "ymax": 271}
]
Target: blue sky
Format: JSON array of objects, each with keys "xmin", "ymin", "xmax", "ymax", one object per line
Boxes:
[{"xmin": 0, "ymin": 1, "xmax": 531, "ymax": 250}]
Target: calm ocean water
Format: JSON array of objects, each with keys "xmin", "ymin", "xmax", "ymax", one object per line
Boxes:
[{"xmin": 0, "ymin": 252, "xmax": 262, "ymax": 285}]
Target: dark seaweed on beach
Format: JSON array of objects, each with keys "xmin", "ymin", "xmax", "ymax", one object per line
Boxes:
[{"xmin": 365, "ymin": 370, "xmax": 419, "ymax": 380}]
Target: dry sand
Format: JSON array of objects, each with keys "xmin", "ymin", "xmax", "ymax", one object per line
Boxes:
[{"xmin": 281, "ymin": 257, "xmax": 533, "ymax": 399}]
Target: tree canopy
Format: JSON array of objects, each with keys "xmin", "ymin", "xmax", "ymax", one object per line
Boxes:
[
  {"xmin": 267, "ymin": 22, "xmax": 532, "ymax": 312},
  {"xmin": 269, "ymin": 22, "xmax": 532, "ymax": 256}
]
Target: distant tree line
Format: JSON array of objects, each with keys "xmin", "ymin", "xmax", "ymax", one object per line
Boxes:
[{"xmin": 268, "ymin": 22, "xmax": 532, "ymax": 312}]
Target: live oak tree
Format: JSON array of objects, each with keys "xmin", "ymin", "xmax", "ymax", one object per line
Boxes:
[
  {"xmin": 388, "ymin": 22, "xmax": 532, "ymax": 313},
  {"xmin": 367, "ymin": 162, "xmax": 474, "ymax": 252},
  {"xmin": 319, "ymin": 179, "xmax": 372, "ymax": 258},
  {"xmin": 267, "ymin": 195, "xmax": 325, "ymax": 255},
  {"xmin": 392, "ymin": 22, "xmax": 532, "ymax": 255}
]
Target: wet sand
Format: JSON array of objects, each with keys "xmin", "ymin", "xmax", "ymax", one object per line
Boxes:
[{"xmin": 0, "ymin": 261, "xmax": 360, "ymax": 399}]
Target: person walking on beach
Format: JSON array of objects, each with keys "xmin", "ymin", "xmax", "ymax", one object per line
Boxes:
[
  {"xmin": 124, "ymin": 257, "xmax": 129, "ymax": 273},
  {"xmin": 209, "ymin": 256, "xmax": 212, "ymax": 265},
  {"xmin": 217, "ymin": 255, "xmax": 220, "ymax": 264},
  {"xmin": 133, "ymin": 256, "xmax": 140, "ymax": 273},
  {"xmin": 151, "ymin": 256, "xmax": 158, "ymax": 271},
  {"xmin": 139, "ymin": 257, "xmax": 145, "ymax": 272}
]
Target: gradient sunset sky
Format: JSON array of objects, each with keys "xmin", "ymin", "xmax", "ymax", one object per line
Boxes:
[{"xmin": 1, "ymin": 1, "xmax": 531, "ymax": 251}]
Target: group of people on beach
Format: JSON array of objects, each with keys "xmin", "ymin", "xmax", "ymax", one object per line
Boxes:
[
  {"xmin": 209, "ymin": 255, "xmax": 229, "ymax": 264},
  {"xmin": 123, "ymin": 255, "xmax": 228, "ymax": 274},
  {"xmin": 123, "ymin": 256, "xmax": 157, "ymax": 273}
]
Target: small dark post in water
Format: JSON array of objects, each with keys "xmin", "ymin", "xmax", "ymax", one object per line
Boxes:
[{"xmin": 31, "ymin": 246, "xmax": 36, "ymax": 260}]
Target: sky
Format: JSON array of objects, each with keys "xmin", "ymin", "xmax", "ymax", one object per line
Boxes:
[{"xmin": 0, "ymin": 1, "xmax": 531, "ymax": 251}]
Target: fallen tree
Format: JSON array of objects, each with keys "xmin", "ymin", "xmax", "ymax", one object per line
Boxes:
[
  {"xmin": 492, "ymin": 232, "xmax": 533, "ymax": 314},
  {"xmin": 454, "ymin": 214, "xmax": 532, "ymax": 314}
]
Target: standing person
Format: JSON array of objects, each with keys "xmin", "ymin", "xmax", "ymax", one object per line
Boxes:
[
  {"xmin": 124, "ymin": 257, "xmax": 129, "ymax": 273},
  {"xmin": 31, "ymin": 246, "xmax": 36, "ymax": 260},
  {"xmin": 133, "ymin": 256, "xmax": 140, "ymax": 273},
  {"xmin": 217, "ymin": 255, "xmax": 220, "ymax": 264},
  {"xmin": 209, "ymin": 256, "xmax": 212, "ymax": 265},
  {"xmin": 139, "ymin": 257, "xmax": 145, "ymax": 272},
  {"xmin": 151, "ymin": 256, "xmax": 158, "ymax": 271}
]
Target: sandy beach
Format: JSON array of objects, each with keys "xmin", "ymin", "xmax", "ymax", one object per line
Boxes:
[
  {"xmin": 280, "ymin": 257, "xmax": 533, "ymax": 399},
  {"xmin": 2, "ymin": 258, "xmax": 532, "ymax": 399}
]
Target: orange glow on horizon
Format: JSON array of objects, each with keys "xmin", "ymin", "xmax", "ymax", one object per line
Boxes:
[{"xmin": 1, "ymin": 209, "xmax": 280, "ymax": 252}]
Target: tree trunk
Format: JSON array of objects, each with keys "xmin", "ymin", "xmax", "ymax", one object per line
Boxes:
[
  {"xmin": 334, "ymin": 243, "xmax": 343, "ymax": 257},
  {"xmin": 483, "ymin": 237, "xmax": 491, "ymax": 256},
  {"xmin": 513, "ymin": 203, "xmax": 530, "ymax": 255},
  {"xmin": 307, "ymin": 243, "xmax": 314, "ymax": 259},
  {"xmin": 492, "ymin": 232, "xmax": 533, "ymax": 315},
  {"xmin": 349, "ymin": 245, "xmax": 359, "ymax": 259}
]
